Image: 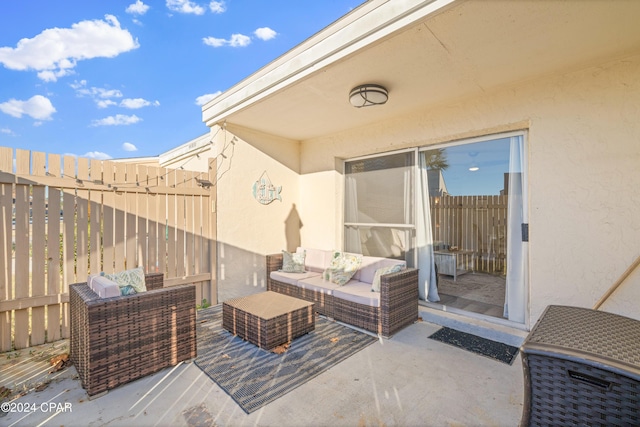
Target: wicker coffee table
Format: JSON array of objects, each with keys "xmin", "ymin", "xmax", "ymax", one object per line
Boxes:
[{"xmin": 222, "ymin": 291, "xmax": 315, "ymax": 350}]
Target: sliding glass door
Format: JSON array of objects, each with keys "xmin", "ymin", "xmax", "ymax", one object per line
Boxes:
[
  {"xmin": 344, "ymin": 132, "xmax": 528, "ymax": 324},
  {"xmin": 420, "ymin": 133, "xmax": 527, "ymax": 322}
]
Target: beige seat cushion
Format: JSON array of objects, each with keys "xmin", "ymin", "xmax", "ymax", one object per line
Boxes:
[
  {"xmin": 297, "ymin": 275, "xmax": 342, "ymax": 295},
  {"xmin": 333, "ymin": 281, "xmax": 381, "ymax": 307},
  {"xmin": 270, "ymin": 270, "xmax": 321, "ymax": 286}
]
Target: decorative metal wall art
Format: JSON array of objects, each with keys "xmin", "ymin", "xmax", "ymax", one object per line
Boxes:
[{"xmin": 252, "ymin": 171, "xmax": 282, "ymax": 205}]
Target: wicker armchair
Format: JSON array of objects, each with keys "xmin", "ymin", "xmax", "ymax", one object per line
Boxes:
[{"xmin": 70, "ymin": 273, "xmax": 197, "ymax": 398}]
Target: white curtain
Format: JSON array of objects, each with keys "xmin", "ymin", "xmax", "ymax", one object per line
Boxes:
[
  {"xmin": 402, "ymin": 162, "xmax": 413, "ymax": 260},
  {"xmin": 417, "ymin": 152, "xmax": 439, "ymax": 302},
  {"xmin": 345, "ymin": 174, "xmax": 361, "ymax": 252},
  {"xmin": 504, "ymin": 135, "xmax": 528, "ymax": 322}
]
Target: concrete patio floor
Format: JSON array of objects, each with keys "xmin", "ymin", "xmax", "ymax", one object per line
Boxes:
[{"xmin": 0, "ymin": 307, "xmax": 526, "ymax": 427}]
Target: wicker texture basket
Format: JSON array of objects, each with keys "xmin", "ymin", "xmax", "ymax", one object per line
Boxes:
[{"xmin": 520, "ymin": 305, "xmax": 640, "ymax": 426}]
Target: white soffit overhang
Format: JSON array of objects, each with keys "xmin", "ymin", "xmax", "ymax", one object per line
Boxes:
[
  {"xmin": 201, "ymin": 0, "xmax": 640, "ymax": 142},
  {"xmin": 201, "ymin": 0, "xmax": 455, "ymax": 129}
]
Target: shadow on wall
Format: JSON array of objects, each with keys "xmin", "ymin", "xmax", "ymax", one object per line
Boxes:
[
  {"xmin": 285, "ymin": 203, "xmax": 303, "ymax": 252},
  {"xmin": 217, "ymin": 204, "xmax": 304, "ymax": 303},
  {"xmin": 218, "ymin": 242, "xmax": 267, "ymax": 302}
]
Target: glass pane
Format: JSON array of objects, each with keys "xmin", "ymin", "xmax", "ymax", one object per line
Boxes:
[
  {"xmin": 345, "ymin": 225, "xmax": 415, "ymax": 266},
  {"xmin": 424, "ymin": 138, "xmax": 510, "ymax": 275},
  {"xmin": 345, "ymin": 152, "xmax": 414, "ymax": 224},
  {"xmin": 424, "ymin": 139, "xmax": 510, "ymax": 197}
]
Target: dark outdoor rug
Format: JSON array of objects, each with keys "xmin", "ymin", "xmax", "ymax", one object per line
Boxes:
[
  {"xmin": 428, "ymin": 327, "xmax": 519, "ymax": 365},
  {"xmin": 194, "ymin": 304, "xmax": 376, "ymax": 413}
]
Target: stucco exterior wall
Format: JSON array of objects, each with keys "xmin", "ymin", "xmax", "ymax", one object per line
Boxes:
[
  {"xmin": 215, "ymin": 125, "xmax": 301, "ymax": 301},
  {"xmin": 298, "ymin": 169, "xmax": 343, "ymax": 251},
  {"xmin": 295, "ymin": 53, "xmax": 640, "ymax": 326}
]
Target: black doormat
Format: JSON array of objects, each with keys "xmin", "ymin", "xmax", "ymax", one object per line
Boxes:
[
  {"xmin": 194, "ymin": 304, "xmax": 376, "ymax": 413},
  {"xmin": 428, "ymin": 327, "xmax": 519, "ymax": 365}
]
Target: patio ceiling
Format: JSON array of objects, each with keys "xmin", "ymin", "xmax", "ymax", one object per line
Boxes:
[{"xmin": 202, "ymin": 0, "xmax": 640, "ymax": 142}]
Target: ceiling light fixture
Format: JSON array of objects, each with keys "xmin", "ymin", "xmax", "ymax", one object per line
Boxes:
[{"xmin": 349, "ymin": 84, "xmax": 388, "ymax": 108}]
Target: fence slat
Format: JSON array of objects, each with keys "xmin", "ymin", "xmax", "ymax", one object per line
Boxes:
[
  {"xmin": 146, "ymin": 167, "xmax": 159, "ymax": 274},
  {"xmin": 136, "ymin": 165, "xmax": 148, "ymax": 271},
  {"xmin": 157, "ymin": 167, "xmax": 168, "ymax": 277},
  {"xmin": 0, "ymin": 147, "xmax": 14, "ymax": 351},
  {"xmin": 176, "ymin": 169, "xmax": 186, "ymax": 278},
  {"xmin": 61, "ymin": 155, "xmax": 76, "ymax": 338},
  {"xmin": 114, "ymin": 163, "xmax": 126, "ymax": 272},
  {"xmin": 167, "ymin": 169, "xmax": 177, "ymax": 278},
  {"xmin": 14, "ymin": 150, "xmax": 31, "ymax": 348},
  {"xmin": 102, "ymin": 161, "xmax": 115, "ymax": 274},
  {"xmin": 30, "ymin": 152, "xmax": 47, "ymax": 345},
  {"xmin": 89, "ymin": 159, "xmax": 102, "ymax": 274},
  {"xmin": 185, "ymin": 171, "xmax": 195, "ymax": 278},
  {"xmin": 46, "ymin": 154, "xmax": 62, "ymax": 342},
  {"xmin": 125, "ymin": 164, "xmax": 137, "ymax": 267},
  {"xmin": 76, "ymin": 158, "xmax": 89, "ymax": 281}
]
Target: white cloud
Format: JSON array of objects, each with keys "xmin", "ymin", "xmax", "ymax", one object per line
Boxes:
[
  {"xmin": 38, "ymin": 69, "xmax": 75, "ymax": 82},
  {"xmin": 203, "ymin": 33, "xmax": 251, "ymax": 48},
  {"xmin": 202, "ymin": 37, "xmax": 226, "ymax": 47},
  {"xmin": 0, "ymin": 95, "xmax": 56, "ymax": 120},
  {"xmin": 195, "ymin": 92, "xmax": 221, "ymax": 106},
  {"xmin": 83, "ymin": 151, "xmax": 112, "ymax": 160},
  {"xmin": 96, "ymin": 99, "xmax": 117, "ymax": 108},
  {"xmin": 126, "ymin": 1, "xmax": 150, "ymax": 15},
  {"xmin": 70, "ymin": 80, "xmax": 87, "ymax": 90},
  {"xmin": 209, "ymin": 1, "xmax": 226, "ymax": 13},
  {"xmin": 254, "ymin": 27, "xmax": 277, "ymax": 41},
  {"xmin": 91, "ymin": 114, "xmax": 142, "ymax": 126},
  {"xmin": 0, "ymin": 15, "xmax": 139, "ymax": 82},
  {"xmin": 1, "ymin": 127, "xmax": 16, "ymax": 136},
  {"xmin": 120, "ymin": 98, "xmax": 160, "ymax": 109},
  {"xmin": 166, "ymin": 0, "xmax": 205, "ymax": 15},
  {"xmin": 229, "ymin": 34, "xmax": 251, "ymax": 47},
  {"xmin": 74, "ymin": 87, "xmax": 122, "ymax": 100},
  {"xmin": 122, "ymin": 142, "xmax": 138, "ymax": 151}
]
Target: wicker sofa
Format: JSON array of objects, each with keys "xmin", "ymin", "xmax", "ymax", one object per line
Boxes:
[
  {"xmin": 70, "ymin": 273, "xmax": 197, "ymax": 398},
  {"xmin": 267, "ymin": 248, "xmax": 419, "ymax": 338}
]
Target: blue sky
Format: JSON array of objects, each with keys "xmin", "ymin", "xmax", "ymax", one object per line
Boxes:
[{"xmin": 0, "ymin": 0, "xmax": 363, "ymax": 160}]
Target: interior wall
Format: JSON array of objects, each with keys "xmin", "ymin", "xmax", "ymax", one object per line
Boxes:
[{"xmin": 298, "ymin": 53, "xmax": 640, "ymax": 326}]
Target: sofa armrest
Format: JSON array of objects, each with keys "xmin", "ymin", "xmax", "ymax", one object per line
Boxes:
[
  {"xmin": 266, "ymin": 253, "xmax": 283, "ymax": 276},
  {"xmin": 145, "ymin": 272, "xmax": 164, "ymax": 290},
  {"xmin": 379, "ymin": 267, "xmax": 419, "ymax": 337}
]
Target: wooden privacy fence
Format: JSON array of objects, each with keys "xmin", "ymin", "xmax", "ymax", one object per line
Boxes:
[
  {"xmin": 0, "ymin": 147, "xmax": 217, "ymax": 351},
  {"xmin": 430, "ymin": 194, "xmax": 507, "ymax": 274}
]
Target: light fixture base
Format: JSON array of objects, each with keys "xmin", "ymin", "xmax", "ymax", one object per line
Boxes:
[{"xmin": 349, "ymin": 84, "xmax": 388, "ymax": 108}]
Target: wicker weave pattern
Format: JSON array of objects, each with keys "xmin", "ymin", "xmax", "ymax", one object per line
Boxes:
[
  {"xmin": 70, "ymin": 274, "xmax": 197, "ymax": 398},
  {"xmin": 299, "ymin": 287, "xmax": 334, "ymax": 318},
  {"xmin": 222, "ymin": 291, "xmax": 315, "ymax": 350},
  {"xmin": 266, "ymin": 254, "xmax": 418, "ymax": 337},
  {"xmin": 520, "ymin": 305, "xmax": 640, "ymax": 427}
]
